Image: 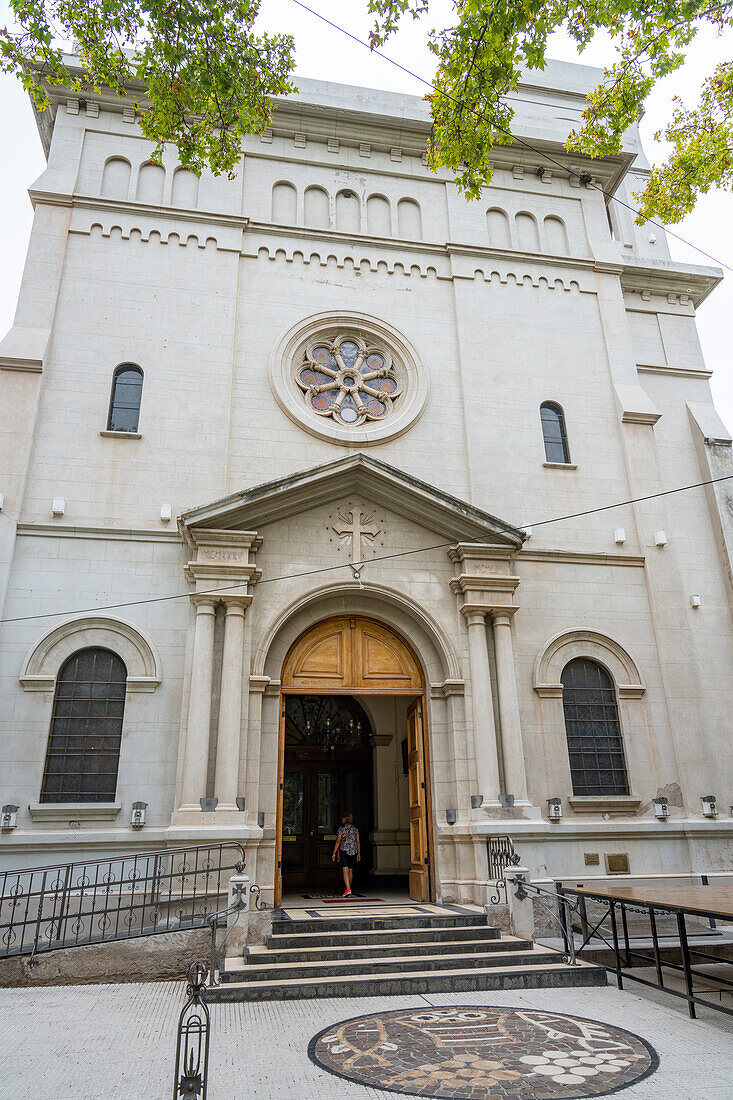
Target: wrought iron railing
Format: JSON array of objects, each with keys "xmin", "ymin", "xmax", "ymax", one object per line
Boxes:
[
  {"xmin": 556, "ymin": 883, "xmax": 733, "ymax": 1020},
  {"xmin": 509, "ymin": 876, "xmax": 733, "ymax": 1019},
  {"xmin": 487, "ymin": 835, "xmax": 521, "ymax": 879},
  {"xmin": 0, "ymin": 842, "xmax": 245, "ymax": 962}
]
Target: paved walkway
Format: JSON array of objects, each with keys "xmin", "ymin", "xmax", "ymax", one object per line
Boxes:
[{"xmin": 0, "ymin": 980, "xmax": 731, "ymax": 1099}]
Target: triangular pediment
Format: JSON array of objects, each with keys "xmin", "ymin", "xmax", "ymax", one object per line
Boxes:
[{"xmin": 179, "ymin": 453, "xmax": 524, "ymax": 547}]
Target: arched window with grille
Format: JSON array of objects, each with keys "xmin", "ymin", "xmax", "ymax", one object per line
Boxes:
[
  {"xmin": 107, "ymin": 364, "xmax": 143, "ymax": 432},
  {"xmin": 41, "ymin": 648, "xmax": 127, "ymax": 803},
  {"xmin": 561, "ymin": 658, "xmax": 629, "ymax": 796},
  {"xmin": 540, "ymin": 401, "xmax": 570, "ymax": 463}
]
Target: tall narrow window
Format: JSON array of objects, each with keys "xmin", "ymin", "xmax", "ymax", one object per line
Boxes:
[
  {"xmin": 41, "ymin": 648, "xmax": 127, "ymax": 803},
  {"xmin": 540, "ymin": 402, "xmax": 570, "ymax": 463},
  {"xmin": 107, "ymin": 364, "xmax": 143, "ymax": 432},
  {"xmin": 561, "ymin": 658, "xmax": 629, "ymax": 796}
]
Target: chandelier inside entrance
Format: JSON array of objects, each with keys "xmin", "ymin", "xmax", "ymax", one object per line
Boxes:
[
  {"xmin": 285, "ymin": 695, "xmax": 370, "ymax": 750},
  {"xmin": 296, "ymin": 333, "xmax": 403, "ymax": 427}
]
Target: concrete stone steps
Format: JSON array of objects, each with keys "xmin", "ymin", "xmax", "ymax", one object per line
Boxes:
[
  {"xmin": 211, "ymin": 910, "xmax": 605, "ymax": 1001},
  {"xmin": 224, "ymin": 944, "xmax": 568, "ymax": 984},
  {"xmin": 208, "ymin": 957, "xmax": 606, "ymax": 1002},
  {"xmin": 270, "ymin": 912, "xmax": 488, "ymax": 936},
  {"xmin": 266, "ymin": 921, "xmax": 500, "ymax": 951},
  {"xmin": 249, "ymin": 934, "xmax": 528, "ymax": 965}
]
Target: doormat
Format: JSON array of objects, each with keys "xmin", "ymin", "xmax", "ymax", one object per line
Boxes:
[
  {"xmin": 301, "ymin": 893, "xmax": 384, "ymax": 902},
  {"xmin": 321, "ymin": 896, "xmax": 384, "ymax": 904}
]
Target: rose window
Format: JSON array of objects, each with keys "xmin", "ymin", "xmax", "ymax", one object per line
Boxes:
[{"xmin": 296, "ymin": 334, "xmax": 403, "ymax": 427}]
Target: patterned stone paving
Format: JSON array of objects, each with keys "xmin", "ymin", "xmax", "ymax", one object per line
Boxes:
[{"xmin": 309, "ymin": 1006, "xmax": 658, "ymax": 1099}]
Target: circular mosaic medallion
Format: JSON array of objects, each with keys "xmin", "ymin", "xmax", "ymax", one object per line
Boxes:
[{"xmin": 309, "ymin": 1006, "xmax": 658, "ymax": 1099}]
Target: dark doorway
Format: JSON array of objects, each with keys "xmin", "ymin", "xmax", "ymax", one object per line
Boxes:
[{"xmin": 282, "ymin": 695, "xmax": 373, "ymax": 891}]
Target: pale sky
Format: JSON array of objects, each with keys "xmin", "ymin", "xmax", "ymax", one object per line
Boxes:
[{"xmin": 1, "ymin": 0, "xmax": 731, "ymax": 430}]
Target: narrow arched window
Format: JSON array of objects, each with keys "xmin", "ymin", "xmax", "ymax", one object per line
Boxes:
[
  {"xmin": 540, "ymin": 401, "xmax": 570, "ymax": 463},
  {"xmin": 107, "ymin": 365, "xmax": 143, "ymax": 432},
  {"xmin": 561, "ymin": 658, "xmax": 629, "ymax": 796},
  {"xmin": 41, "ymin": 648, "xmax": 127, "ymax": 803}
]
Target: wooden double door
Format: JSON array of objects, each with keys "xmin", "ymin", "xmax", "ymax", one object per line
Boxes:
[
  {"xmin": 277, "ymin": 617, "xmax": 433, "ymax": 903},
  {"xmin": 281, "ymin": 761, "xmax": 373, "ymax": 889}
]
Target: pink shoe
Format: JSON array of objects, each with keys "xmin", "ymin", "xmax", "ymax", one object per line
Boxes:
[{"xmin": 342, "ymin": 889, "xmax": 352, "ymax": 897}]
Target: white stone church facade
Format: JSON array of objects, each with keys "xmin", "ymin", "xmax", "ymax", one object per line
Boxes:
[{"xmin": 1, "ymin": 56, "xmax": 731, "ymax": 904}]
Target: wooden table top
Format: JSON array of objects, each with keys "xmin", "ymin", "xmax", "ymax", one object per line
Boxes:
[{"xmin": 571, "ymin": 883, "xmax": 733, "ymax": 921}]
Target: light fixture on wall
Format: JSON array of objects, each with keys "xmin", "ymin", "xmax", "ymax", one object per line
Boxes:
[
  {"xmin": 499, "ymin": 794, "xmax": 515, "ymax": 809},
  {"xmin": 690, "ymin": 594, "xmax": 701, "ymax": 609},
  {"xmin": 701, "ymin": 795, "xmax": 718, "ymax": 818},
  {"xmin": 1, "ymin": 804, "xmax": 19, "ymax": 831},
  {"xmin": 236, "ymin": 797, "xmax": 245, "ymax": 812},
  {"xmin": 470, "ymin": 795, "xmax": 483, "ymax": 809},
  {"xmin": 200, "ymin": 797, "xmax": 218, "ymax": 812},
  {"xmin": 654, "ymin": 530, "xmax": 667, "ymax": 547},
  {"xmin": 52, "ymin": 498, "xmax": 65, "ymax": 517},
  {"xmin": 653, "ymin": 797, "xmax": 669, "ymax": 820},
  {"xmin": 257, "ymin": 811, "xmax": 265, "ymax": 828},
  {"xmin": 445, "ymin": 808, "xmax": 457, "ymax": 826},
  {"xmin": 130, "ymin": 801, "xmax": 147, "ymax": 828},
  {"xmin": 614, "ymin": 528, "xmax": 626, "ymax": 545},
  {"xmin": 547, "ymin": 798, "xmax": 562, "ymax": 822}
]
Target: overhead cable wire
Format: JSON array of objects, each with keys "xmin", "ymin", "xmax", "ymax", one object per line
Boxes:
[
  {"xmin": 289, "ymin": 0, "xmax": 733, "ymax": 274},
  {"xmin": 1, "ymin": 472, "xmax": 731, "ymax": 625}
]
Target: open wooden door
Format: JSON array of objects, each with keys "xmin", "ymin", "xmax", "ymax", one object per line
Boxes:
[{"xmin": 407, "ymin": 699, "xmax": 429, "ymax": 901}]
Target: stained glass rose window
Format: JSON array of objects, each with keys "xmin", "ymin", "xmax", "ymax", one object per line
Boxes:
[{"xmin": 296, "ymin": 334, "xmax": 403, "ymax": 427}]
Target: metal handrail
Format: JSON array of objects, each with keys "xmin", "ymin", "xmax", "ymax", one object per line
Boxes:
[
  {"xmin": 0, "ymin": 842, "xmax": 246, "ymax": 962},
  {"xmin": 559, "ymin": 884, "xmax": 733, "ymax": 1020}
]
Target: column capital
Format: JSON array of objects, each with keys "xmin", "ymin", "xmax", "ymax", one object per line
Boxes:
[
  {"xmin": 221, "ymin": 595, "xmax": 252, "ymax": 614},
  {"xmin": 491, "ymin": 608, "xmax": 518, "ymax": 626},
  {"xmin": 461, "ymin": 607, "xmax": 488, "ymax": 626},
  {"xmin": 190, "ymin": 595, "xmax": 218, "ymax": 613}
]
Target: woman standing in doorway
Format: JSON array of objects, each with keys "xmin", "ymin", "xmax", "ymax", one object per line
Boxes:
[{"xmin": 332, "ymin": 813, "xmax": 360, "ymax": 897}]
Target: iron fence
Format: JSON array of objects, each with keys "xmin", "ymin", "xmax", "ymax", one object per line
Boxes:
[
  {"xmin": 0, "ymin": 842, "xmax": 245, "ymax": 962},
  {"xmin": 557, "ymin": 884, "xmax": 733, "ymax": 1019}
]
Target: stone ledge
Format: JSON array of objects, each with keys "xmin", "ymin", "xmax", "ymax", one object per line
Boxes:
[
  {"xmin": 542, "ymin": 462, "xmax": 578, "ymax": 470},
  {"xmin": 28, "ymin": 802, "xmax": 122, "ymax": 823},
  {"xmin": 568, "ymin": 796, "xmax": 642, "ymax": 814},
  {"xmin": 99, "ymin": 430, "xmax": 142, "ymax": 439}
]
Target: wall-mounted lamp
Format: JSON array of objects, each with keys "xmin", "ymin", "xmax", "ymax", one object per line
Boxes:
[
  {"xmin": 654, "ymin": 530, "xmax": 667, "ymax": 547},
  {"xmin": 1, "ymin": 804, "xmax": 19, "ymax": 831},
  {"xmin": 499, "ymin": 794, "xmax": 515, "ymax": 809},
  {"xmin": 200, "ymin": 797, "xmax": 218, "ymax": 812},
  {"xmin": 690, "ymin": 594, "xmax": 701, "ymax": 609},
  {"xmin": 236, "ymin": 797, "xmax": 245, "ymax": 812},
  {"xmin": 159, "ymin": 503, "xmax": 172, "ymax": 524},
  {"xmin": 614, "ymin": 528, "xmax": 626, "ymax": 545},
  {"xmin": 547, "ymin": 797, "xmax": 562, "ymax": 822},
  {"xmin": 653, "ymin": 797, "xmax": 669, "ymax": 821},
  {"xmin": 445, "ymin": 808, "xmax": 457, "ymax": 826},
  {"xmin": 470, "ymin": 795, "xmax": 483, "ymax": 809},
  {"xmin": 52, "ymin": 498, "xmax": 65, "ymax": 518},
  {"xmin": 130, "ymin": 801, "xmax": 147, "ymax": 829},
  {"xmin": 701, "ymin": 794, "xmax": 718, "ymax": 818},
  {"xmin": 257, "ymin": 811, "xmax": 265, "ymax": 828}
]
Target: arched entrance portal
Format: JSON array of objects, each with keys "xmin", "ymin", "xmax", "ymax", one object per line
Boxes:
[{"xmin": 277, "ymin": 616, "xmax": 432, "ymax": 905}]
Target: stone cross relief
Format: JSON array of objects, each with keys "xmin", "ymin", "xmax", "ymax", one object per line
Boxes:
[{"xmin": 331, "ymin": 507, "xmax": 381, "ymax": 566}]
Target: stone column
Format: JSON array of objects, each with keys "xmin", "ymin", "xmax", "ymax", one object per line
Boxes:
[
  {"xmin": 463, "ymin": 609, "xmax": 501, "ymax": 804},
  {"xmin": 244, "ymin": 677, "xmax": 269, "ymax": 825},
  {"xmin": 179, "ymin": 597, "xmax": 218, "ymax": 810},
  {"xmin": 215, "ymin": 598, "xmax": 249, "ymax": 811},
  {"xmin": 492, "ymin": 610, "xmax": 528, "ymax": 802}
]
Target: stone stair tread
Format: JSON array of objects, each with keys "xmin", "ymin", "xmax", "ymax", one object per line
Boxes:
[
  {"xmin": 226, "ymin": 944, "xmax": 560, "ymax": 977},
  {"xmin": 248, "ymin": 934, "xmax": 531, "ymax": 959},
  {"xmin": 268, "ymin": 922, "xmax": 499, "ymax": 944},
  {"xmin": 212, "ymin": 956, "xmax": 603, "ymax": 996}
]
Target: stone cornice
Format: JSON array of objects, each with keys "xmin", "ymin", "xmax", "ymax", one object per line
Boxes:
[
  {"xmin": 518, "ymin": 549, "xmax": 645, "ymax": 568},
  {"xmin": 16, "ymin": 522, "xmax": 183, "ymax": 543}
]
